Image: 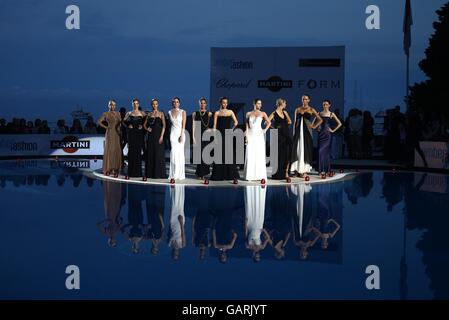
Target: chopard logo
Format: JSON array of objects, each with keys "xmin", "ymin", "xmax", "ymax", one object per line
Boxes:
[{"xmin": 215, "ymin": 78, "xmax": 252, "ymax": 90}]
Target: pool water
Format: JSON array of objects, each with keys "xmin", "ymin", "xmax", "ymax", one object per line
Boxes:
[{"xmin": 0, "ymin": 159, "xmax": 448, "ymax": 300}]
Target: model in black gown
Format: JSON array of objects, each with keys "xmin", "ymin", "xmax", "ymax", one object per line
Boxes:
[
  {"xmin": 290, "ymin": 97, "xmax": 322, "ymax": 176},
  {"xmin": 193, "ymin": 99, "xmax": 213, "ymax": 178},
  {"xmin": 144, "ymin": 100, "xmax": 167, "ymax": 179},
  {"xmin": 210, "ymin": 100, "xmax": 240, "ymax": 181},
  {"xmin": 124, "ymin": 99, "xmax": 146, "ymax": 177},
  {"xmin": 269, "ymin": 99, "xmax": 292, "ymax": 179}
]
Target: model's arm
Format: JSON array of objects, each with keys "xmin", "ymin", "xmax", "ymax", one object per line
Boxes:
[
  {"xmin": 192, "ymin": 112, "xmax": 196, "ymax": 144},
  {"xmin": 97, "ymin": 113, "xmax": 108, "ymax": 130},
  {"xmin": 143, "ymin": 116, "xmax": 149, "ymax": 131},
  {"xmin": 311, "ymin": 108, "xmax": 323, "ymax": 129},
  {"xmin": 292, "ymin": 109, "xmax": 297, "ymax": 136},
  {"xmin": 262, "ymin": 112, "xmax": 271, "ymax": 133},
  {"xmin": 330, "ymin": 113, "xmax": 343, "ymax": 133},
  {"xmin": 231, "ymin": 111, "xmax": 238, "ymax": 129},
  {"xmin": 159, "ymin": 112, "xmax": 166, "ymax": 144},
  {"xmin": 213, "ymin": 112, "xmax": 218, "ymax": 130},
  {"xmin": 284, "ymin": 111, "xmax": 292, "ymax": 125},
  {"xmin": 328, "ymin": 219, "xmax": 341, "ymax": 238},
  {"xmin": 228, "ymin": 232, "xmax": 238, "ymax": 249},
  {"xmin": 179, "ymin": 110, "xmax": 186, "ymax": 143},
  {"xmin": 267, "ymin": 112, "xmax": 275, "ymax": 127}
]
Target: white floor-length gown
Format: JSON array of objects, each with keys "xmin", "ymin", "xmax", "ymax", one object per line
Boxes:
[
  {"xmin": 168, "ymin": 109, "xmax": 185, "ymax": 180},
  {"xmin": 244, "ymin": 185, "xmax": 267, "ymax": 245},
  {"xmin": 244, "ymin": 116, "xmax": 267, "ymax": 181},
  {"xmin": 169, "ymin": 185, "xmax": 185, "ymax": 249}
]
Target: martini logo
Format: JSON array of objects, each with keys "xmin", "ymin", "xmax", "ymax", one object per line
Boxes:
[
  {"xmin": 258, "ymin": 76, "xmax": 292, "ymax": 92},
  {"xmin": 51, "ymin": 136, "xmax": 90, "ymax": 153},
  {"xmin": 51, "ymin": 160, "xmax": 90, "ymax": 168}
]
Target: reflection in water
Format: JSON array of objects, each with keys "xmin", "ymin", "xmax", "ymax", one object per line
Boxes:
[
  {"xmin": 144, "ymin": 185, "xmax": 165, "ymax": 255},
  {"xmin": 97, "ymin": 181, "xmax": 343, "ymax": 263},
  {"xmin": 168, "ymin": 185, "xmax": 185, "ymax": 260},
  {"xmin": 314, "ymin": 183, "xmax": 341, "ymax": 250},
  {"xmin": 122, "ymin": 184, "xmax": 145, "ymax": 254},
  {"xmin": 266, "ymin": 187, "xmax": 292, "ymax": 259},
  {"xmin": 211, "ymin": 187, "xmax": 239, "ymax": 264},
  {"xmin": 403, "ymin": 172, "xmax": 449, "ymax": 299},
  {"xmin": 291, "ymin": 184, "xmax": 320, "ymax": 260},
  {"xmin": 244, "ymin": 186, "xmax": 270, "ymax": 262},
  {"xmin": 97, "ymin": 180, "xmax": 125, "ymax": 247},
  {"xmin": 345, "ymin": 172, "xmax": 373, "ymax": 204},
  {"xmin": 192, "ymin": 187, "xmax": 212, "ymax": 260}
]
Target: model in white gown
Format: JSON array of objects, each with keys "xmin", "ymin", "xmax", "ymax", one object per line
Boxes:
[
  {"xmin": 244, "ymin": 185, "xmax": 271, "ymax": 262},
  {"xmin": 244, "ymin": 100, "xmax": 271, "ymax": 181},
  {"xmin": 244, "ymin": 185, "xmax": 267, "ymax": 246},
  {"xmin": 169, "ymin": 185, "xmax": 185, "ymax": 250},
  {"xmin": 168, "ymin": 108, "xmax": 185, "ymax": 180}
]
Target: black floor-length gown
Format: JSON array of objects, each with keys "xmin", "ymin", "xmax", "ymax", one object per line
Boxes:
[
  {"xmin": 210, "ymin": 115, "xmax": 240, "ymax": 181},
  {"xmin": 271, "ymin": 111, "xmax": 292, "ymax": 179},
  {"xmin": 194, "ymin": 111, "xmax": 213, "ymax": 178},
  {"xmin": 290, "ymin": 112, "xmax": 314, "ymax": 174},
  {"xmin": 145, "ymin": 116, "xmax": 167, "ymax": 178},
  {"xmin": 126, "ymin": 115, "xmax": 144, "ymax": 177}
]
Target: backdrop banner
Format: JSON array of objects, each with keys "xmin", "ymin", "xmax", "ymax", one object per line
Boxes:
[
  {"xmin": 0, "ymin": 134, "xmax": 106, "ymax": 156},
  {"xmin": 210, "ymin": 46, "xmax": 345, "ymax": 120}
]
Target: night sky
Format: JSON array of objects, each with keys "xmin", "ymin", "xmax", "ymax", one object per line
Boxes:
[{"xmin": 0, "ymin": 0, "xmax": 446, "ymax": 122}]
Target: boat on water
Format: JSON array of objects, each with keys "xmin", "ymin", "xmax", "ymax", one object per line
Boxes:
[{"xmin": 71, "ymin": 108, "xmax": 92, "ymax": 120}]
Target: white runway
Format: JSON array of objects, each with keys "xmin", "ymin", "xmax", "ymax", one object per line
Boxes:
[{"xmin": 90, "ymin": 164, "xmax": 354, "ymax": 187}]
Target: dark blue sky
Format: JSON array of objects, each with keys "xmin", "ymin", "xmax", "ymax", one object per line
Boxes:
[{"xmin": 0, "ymin": 0, "xmax": 446, "ymax": 122}]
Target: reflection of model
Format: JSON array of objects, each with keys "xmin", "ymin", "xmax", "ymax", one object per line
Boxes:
[
  {"xmin": 144, "ymin": 99, "xmax": 166, "ymax": 179},
  {"xmin": 291, "ymin": 95, "xmax": 322, "ymax": 178},
  {"xmin": 168, "ymin": 185, "xmax": 186, "ymax": 260},
  {"xmin": 144, "ymin": 185, "xmax": 165, "ymax": 255},
  {"xmin": 122, "ymin": 184, "xmax": 144, "ymax": 254},
  {"xmin": 291, "ymin": 184, "xmax": 320, "ymax": 260},
  {"xmin": 268, "ymin": 99, "xmax": 292, "ymax": 180},
  {"xmin": 244, "ymin": 186, "xmax": 271, "ymax": 262},
  {"xmin": 192, "ymin": 187, "xmax": 212, "ymax": 260},
  {"xmin": 97, "ymin": 100, "xmax": 123, "ymax": 176},
  {"xmin": 124, "ymin": 99, "xmax": 146, "ymax": 177},
  {"xmin": 211, "ymin": 184, "xmax": 239, "ymax": 263},
  {"xmin": 243, "ymin": 99, "xmax": 270, "ymax": 181},
  {"xmin": 168, "ymin": 97, "xmax": 186, "ymax": 180},
  {"xmin": 315, "ymin": 100, "xmax": 342, "ymax": 175},
  {"xmin": 97, "ymin": 179, "xmax": 124, "ymax": 247},
  {"xmin": 192, "ymin": 98, "xmax": 213, "ymax": 179},
  {"xmin": 315, "ymin": 183, "xmax": 341, "ymax": 249},
  {"xmin": 210, "ymin": 97, "xmax": 240, "ymax": 181},
  {"xmin": 266, "ymin": 186, "xmax": 292, "ymax": 259}
]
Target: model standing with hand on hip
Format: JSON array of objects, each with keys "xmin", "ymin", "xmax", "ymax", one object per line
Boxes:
[
  {"xmin": 192, "ymin": 97, "xmax": 213, "ymax": 179},
  {"xmin": 124, "ymin": 98, "xmax": 146, "ymax": 177},
  {"xmin": 97, "ymin": 100, "xmax": 123, "ymax": 176},
  {"xmin": 144, "ymin": 98, "xmax": 167, "ymax": 179},
  {"xmin": 315, "ymin": 99, "xmax": 342, "ymax": 176},
  {"xmin": 268, "ymin": 98, "xmax": 292, "ymax": 180},
  {"xmin": 290, "ymin": 95, "xmax": 322, "ymax": 178}
]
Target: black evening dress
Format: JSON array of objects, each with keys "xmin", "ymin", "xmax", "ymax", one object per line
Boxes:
[
  {"xmin": 145, "ymin": 115, "xmax": 167, "ymax": 178},
  {"xmin": 210, "ymin": 115, "xmax": 240, "ymax": 181},
  {"xmin": 193, "ymin": 111, "xmax": 213, "ymax": 178},
  {"xmin": 271, "ymin": 111, "xmax": 292, "ymax": 179},
  {"xmin": 126, "ymin": 115, "xmax": 144, "ymax": 177}
]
